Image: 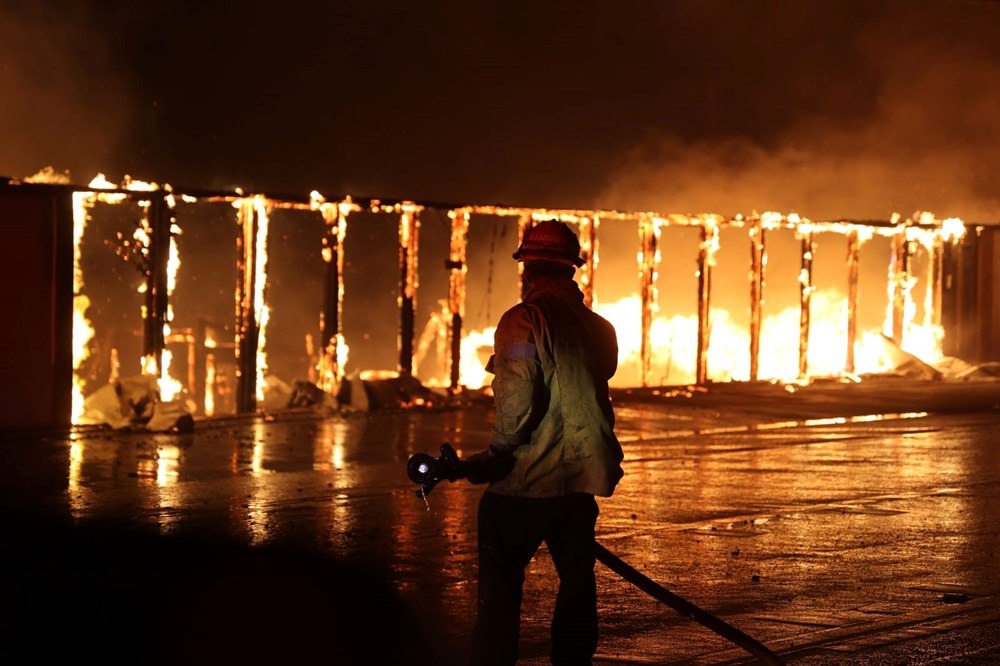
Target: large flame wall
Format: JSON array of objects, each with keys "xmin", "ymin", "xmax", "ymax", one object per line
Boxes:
[{"xmin": 1, "ymin": 179, "xmax": 996, "ymax": 430}]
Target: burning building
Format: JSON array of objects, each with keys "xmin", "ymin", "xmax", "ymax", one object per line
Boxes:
[{"xmin": 1, "ymin": 174, "xmax": 997, "ymax": 432}]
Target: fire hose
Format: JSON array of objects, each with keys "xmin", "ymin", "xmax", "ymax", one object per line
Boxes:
[{"xmin": 407, "ymin": 444, "xmax": 784, "ymax": 666}]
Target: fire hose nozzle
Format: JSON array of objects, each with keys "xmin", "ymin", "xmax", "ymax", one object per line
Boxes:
[{"xmin": 406, "ymin": 443, "xmax": 463, "ymax": 498}]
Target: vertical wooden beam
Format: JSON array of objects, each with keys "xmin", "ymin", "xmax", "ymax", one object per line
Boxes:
[
  {"xmin": 516, "ymin": 214, "xmax": 531, "ymax": 297},
  {"xmin": 319, "ymin": 203, "xmax": 347, "ymax": 392},
  {"xmin": 696, "ymin": 221, "xmax": 716, "ymax": 384},
  {"xmin": 941, "ymin": 238, "xmax": 958, "ymax": 358},
  {"xmin": 845, "ymin": 229, "xmax": 860, "ymax": 374},
  {"xmin": 195, "ymin": 318, "xmax": 208, "ymax": 415},
  {"xmin": 890, "ymin": 228, "xmax": 909, "ymax": 345},
  {"xmin": 235, "ymin": 199, "xmax": 258, "ymax": 414},
  {"xmin": 749, "ymin": 219, "xmax": 766, "ymax": 381},
  {"xmin": 977, "ymin": 227, "xmax": 997, "ymax": 361},
  {"xmin": 398, "ymin": 208, "xmax": 420, "ymax": 376},
  {"xmin": 798, "ymin": 230, "xmax": 814, "ymax": 379},
  {"xmin": 143, "ymin": 195, "xmax": 172, "ymax": 386},
  {"xmin": 579, "ymin": 216, "xmax": 597, "ymax": 309},
  {"xmin": 957, "ymin": 231, "xmax": 980, "ymax": 361},
  {"xmin": 930, "ymin": 233, "xmax": 944, "ymax": 331},
  {"xmin": 447, "ymin": 208, "xmax": 469, "ymax": 393},
  {"xmin": 638, "ymin": 216, "xmax": 659, "ymax": 387}
]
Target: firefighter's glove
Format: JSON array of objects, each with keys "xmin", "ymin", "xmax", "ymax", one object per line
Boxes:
[
  {"xmin": 437, "ymin": 443, "xmax": 467, "ymax": 481},
  {"xmin": 463, "ymin": 448, "xmax": 516, "ymax": 485}
]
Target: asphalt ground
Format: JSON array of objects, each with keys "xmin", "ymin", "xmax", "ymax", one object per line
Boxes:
[{"xmin": 1, "ymin": 377, "xmax": 999, "ymax": 664}]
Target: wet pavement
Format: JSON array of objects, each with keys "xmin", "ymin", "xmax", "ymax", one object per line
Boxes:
[{"xmin": 2, "ymin": 379, "xmax": 1000, "ymax": 664}]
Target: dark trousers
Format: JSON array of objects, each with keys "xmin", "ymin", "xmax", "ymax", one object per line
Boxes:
[{"xmin": 470, "ymin": 492, "xmax": 599, "ymax": 666}]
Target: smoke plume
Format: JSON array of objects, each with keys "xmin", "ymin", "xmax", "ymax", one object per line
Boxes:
[
  {"xmin": 598, "ymin": 5, "xmax": 1000, "ymax": 224},
  {"xmin": 0, "ymin": 3, "xmax": 131, "ymax": 182}
]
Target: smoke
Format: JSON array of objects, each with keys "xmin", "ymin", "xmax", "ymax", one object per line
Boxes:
[
  {"xmin": 597, "ymin": 4, "xmax": 1000, "ymax": 224},
  {"xmin": 0, "ymin": 3, "xmax": 131, "ymax": 183}
]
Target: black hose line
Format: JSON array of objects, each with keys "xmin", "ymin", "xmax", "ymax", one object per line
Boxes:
[
  {"xmin": 594, "ymin": 542, "xmax": 784, "ymax": 665},
  {"xmin": 405, "ymin": 452, "xmax": 782, "ymax": 663}
]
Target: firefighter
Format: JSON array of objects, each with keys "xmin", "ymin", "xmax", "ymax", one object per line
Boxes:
[{"xmin": 453, "ymin": 219, "xmax": 624, "ymax": 665}]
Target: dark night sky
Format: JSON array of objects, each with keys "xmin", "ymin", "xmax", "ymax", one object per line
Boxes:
[{"xmin": 2, "ymin": 0, "xmax": 999, "ymax": 222}]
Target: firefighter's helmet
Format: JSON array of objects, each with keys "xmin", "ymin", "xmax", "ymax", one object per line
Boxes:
[{"xmin": 512, "ymin": 220, "xmax": 584, "ymax": 267}]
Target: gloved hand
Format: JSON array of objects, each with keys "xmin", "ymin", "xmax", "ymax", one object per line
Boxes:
[
  {"xmin": 407, "ymin": 443, "xmax": 515, "ymax": 499},
  {"xmin": 436, "ymin": 443, "xmax": 467, "ymax": 481},
  {"xmin": 462, "ymin": 448, "xmax": 516, "ymax": 484},
  {"xmin": 407, "ymin": 443, "xmax": 466, "ymax": 499}
]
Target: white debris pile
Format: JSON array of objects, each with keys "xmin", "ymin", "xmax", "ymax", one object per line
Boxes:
[{"xmin": 80, "ymin": 375, "xmax": 194, "ymax": 432}]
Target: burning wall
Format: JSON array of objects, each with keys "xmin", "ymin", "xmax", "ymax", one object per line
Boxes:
[{"xmin": 0, "ymin": 176, "xmax": 995, "ymax": 431}]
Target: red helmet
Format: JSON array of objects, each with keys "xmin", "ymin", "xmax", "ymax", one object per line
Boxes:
[{"xmin": 512, "ymin": 220, "xmax": 584, "ymax": 267}]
